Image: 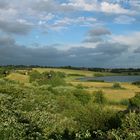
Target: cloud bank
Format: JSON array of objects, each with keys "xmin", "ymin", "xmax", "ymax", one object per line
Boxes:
[{"xmin": 0, "ymin": 0, "xmax": 140, "ymax": 67}]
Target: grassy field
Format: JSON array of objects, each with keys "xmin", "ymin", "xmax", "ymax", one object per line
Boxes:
[
  {"xmin": 34, "ymin": 68, "xmax": 139, "ymax": 101},
  {"xmin": 33, "ymin": 68, "xmax": 119, "ymax": 82},
  {"xmin": 33, "ymin": 68, "xmax": 117, "ymax": 77},
  {"xmin": 6, "ymin": 73, "xmax": 29, "ymax": 83},
  {"xmin": 33, "ymin": 68, "xmax": 94, "ymax": 77},
  {"xmin": 71, "ymin": 81, "xmax": 138, "ymax": 103},
  {"xmin": 6, "ymin": 68, "xmax": 140, "ymax": 110}
]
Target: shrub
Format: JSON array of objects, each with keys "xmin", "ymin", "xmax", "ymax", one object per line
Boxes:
[
  {"xmin": 120, "ymin": 99, "xmax": 130, "ymax": 106},
  {"xmin": 29, "ymin": 71, "xmax": 66, "ymax": 87},
  {"xmin": 47, "ymin": 76, "xmax": 66, "ymax": 87},
  {"xmin": 49, "ymin": 128, "xmax": 76, "ymax": 140},
  {"xmin": 76, "ymin": 84, "xmax": 84, "ymax": 89},
  {"xmin": 75, "ymin": 104, "xmax": 118, "ymax": 132},
  {"xmin": 108, "ymin": 112, "xmax": 140, "ymax": 140},
  {"xmin": 87, "ymin": 79, "xmax": 104, "ymax": 82},
  {"xmin": 73, "ymin": 89, "xmax": 91, "ymax": 105},
  {"xmin": 132, "ymin": 81, "xmax": 140, "ymax": 86},
  {"xmin": 129, "ymin": 93, "xmax": 140, "ymax": 110},
  {"xmin": 94, "ymin": 73, "xmax": 104, "ymax": 77},
  {"xmin": 94, "ymin": 90, "xmax": 106, "ymax": 104},
  {"xmin": 29, "ymin": 70, "xmax": 41, "ymax": 82},
  {"xmin": 112, "ymin": 83, "xmax": 122, "ymax": 89}
]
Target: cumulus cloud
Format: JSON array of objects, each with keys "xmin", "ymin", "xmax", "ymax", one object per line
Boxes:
[
  {"xmin": 114, "ymin": 15, "xmax": 136, "ymax": 24},
  {"xmin": 32, "ymin": 0, "xmax": 58, "ymax": 12},
  {"xmin": 0, "ymin": 0, "xmax": 137, "ymax": 35},
  {"xmin": 0, "ymin": 36, "xmax": 131, "ymax": 67},
  {"xmin": 0, "ymin": 0, "xmax": 139, "ymax": 67},
  {"xmin": 59, "ymin": 0, "xmax": 131, "ymax": 14},
  {"xmin": 129, "ymin": 1, "xmax": 140, "ymax": 13},
  {"xmin": 51, "ymin": 16, "xmax": 97, "ymax": 30},
  {"xmin": 111, "ymin": 32, "xmax": 140, "ymax": 50},
  {"xmin": 0, "ymin": 20, "xmax": 32, "ymax": 35},
  {"xmin": 95, "ymin": 42, "xmax": 128, "ymax": 56},
  {"xmin": 0, "ymin": 36, "xmax": 63, "ymax": 65},
  {"xmin": 0, "ymin": 1, "xmax": 9, "ymax": 9},
  {"xmin": 88, "ymin": 27, "xmax": 111, "ymax": 36},
  {"xmin": 0, "ymin": 36, "xmax": 15, "ymax": 47},
  {"xmin": 83, "ymin": 37, "xmax": 102, "ymax": 43},
  {"xmin": 100, "ymin": 2, "xmax": 130, "ymax": 14},
  {"xmin": 83, "ymin": 27, "xmax": 111, "ymax": 43},
  {"xmin": 134, "ymin": 48, "xmax": 140, "ymax": 53}
]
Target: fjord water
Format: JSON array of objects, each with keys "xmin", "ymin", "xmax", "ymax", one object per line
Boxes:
[{"xmin": 79, "ymin": 76, "xmax": 140, "ymax": 82}]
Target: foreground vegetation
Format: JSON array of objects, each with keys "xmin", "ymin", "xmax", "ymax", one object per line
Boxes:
[{"xmin": 0, "ymin": 67, "xmax": 140, "ymax": 140}]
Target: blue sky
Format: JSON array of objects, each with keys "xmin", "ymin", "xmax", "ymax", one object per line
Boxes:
[{"xmin": 0, "ymin": 0, "xmax": 140, "ymax": 67}]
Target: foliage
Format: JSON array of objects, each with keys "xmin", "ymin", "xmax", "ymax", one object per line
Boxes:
[
  {"xmin": 129, "ymin": 93, "xmax": 140, "ymax": 110},
  {"xmin": 29, "ymin": 70, "xmax": 66, "ymax": 87},
  {"xmin": 119, "ymin": 99, "xmax": 130, "ymax": 106},
  {"xmin": 87, "ymin": 79, "xmax": 104, "ymax": 82},
  {"xmin": 94, "ymin": 73, "xmax": 104, "ymax": 77},
  {"xmin": 73, "ymin": 89, "xmax": 91, "ymax": 105},
  {"xmin": 75, "ymin": 104, "xmax": 118, "ymax": 132},
  {"xmin": 94, "ymin": 90, "xmax": 106, "ymax": 104},
  {"xmin": 1, "ymin": 67, "xmax": 140, "ymax": 139},
  {"xmin": 108, "ymin": 112, "xmax": 140, "ymax": 140},
  {"xmin": 112, "ymin": 83, "xmax": 122, "ymax": 89},
  {"xmin": 76, "ymin": 84, "xmax": 85, "ymax": 89},
  {"xmin": 68, "ymin": 73, "xmax": 85, "ymax": 77},
  {"xmin": 29, "ymin": 70, "xmax": 41, "ymax": 82},
  {"xmin": 132, "ymin": 81, "xmax": 140, "ymax": 86}
]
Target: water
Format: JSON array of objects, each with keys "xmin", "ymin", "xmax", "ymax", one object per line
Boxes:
[{"xmin": 78, "ymin": 76, "xmax": 140, "ymax": 82}]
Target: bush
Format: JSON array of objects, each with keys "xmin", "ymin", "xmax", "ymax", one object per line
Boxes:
[
  {"xmin": 76, "ymin": 84, "xmax": 84, "ymax": 89},
  {"xmin": 68, "ymin": 73, "xmax": 85, "ymax": 77},
  {"xmin": 129, "ymin": 93, "xmax": 140, "ymax": 110},
  {"xmin": 87, "ymin": 79, "xmax": 104, "ymax": 82},
  {"xmin": 29, "ymin": 71, "xmax": 66, "ymax": 87},
  {"xmin": 29, "ymin": 70, "xmax": 41, "ymax": 82},
  {"xmin": 75, "ymin": 104, "xmax": 118, "ymax": 132},
  {"xmin": 94, "ymin": 73, "xmax": 104, "ymax": 77},
  {"xmin": 132, "ymin": 81, "xmax": 140, "ymax": 86},
  {"xmin": 108, "ymin": 112, "xmax": 140, "ymax": 140},
  {"xmin": 112, "ymin": 83, "xmax": 122, "ymax": 89},
  {"xmin": 94, "ymin": 90, "xmax": 106, "ymax": 104},
  {"xmin": 73, "ymin": 89, "xmax": 91, "ymax": 105},
  {"xmin": 120, "ymin": 99, "xmax": 130, "ymax": 106}
]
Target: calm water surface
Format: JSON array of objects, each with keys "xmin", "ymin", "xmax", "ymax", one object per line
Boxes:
[{"xmin": 79, "ymin": 76, "xmax": 140, "ymax": 82}]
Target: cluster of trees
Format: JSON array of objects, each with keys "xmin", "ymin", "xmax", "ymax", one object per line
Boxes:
[
  {"xmin": 29, "ymin": 70, "xmax": 66, "ymax": 86},
  {"xmin": 1, "ymin": 65, "xmax": 140, "ymax": 73},
  {"xmin": 132, "ymin": 81, "xmax": 140, "ymax": 86},
  {"xmin": 0, "ymin": 70, "xmax": 140, "ymax": 139},
  {"xmin": 0, "ymin": 67, "xmax": 11, "ymax": 77}
]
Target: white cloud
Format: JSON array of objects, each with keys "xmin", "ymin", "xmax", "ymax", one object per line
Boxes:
[
  {"xmin": 129, "ymin": 0, "xmax": 140, "ymax": 13},
  {"xmin": 114, "ymin": 15, "xmax": 136, "ymax": 24},
  {"xmin": 100, "ymin": 2, "xmax": 130, "ymax": 14},
  {"xmin": 0, "ymin": 0, "xmax": 137, "ymax": 35},
  {"xmin": 111, "ymin": 32, "xmax": 140, "ymax": 51},
  {"xmin": 50, "ymin": 16, "xmax": 97, "ymax": 30},
  {"xmin": 61, "ymin": 0, "xmax": 132, "ymax": 14},
  {"xmin": 0, "ymin": 8, "xmax": 18, "ymax": 21},
  {"xmin": 39, "ymin": 13, "xmax": 55, "ymax": 21},
  {"xmin": 61, "ymin": 0, "xmax": 98, "ymax": 11}
]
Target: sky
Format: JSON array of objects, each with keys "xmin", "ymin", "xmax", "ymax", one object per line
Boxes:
[{"xmin": 0, "ymin": 0, "xmax": 140, "ymax": 68}]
